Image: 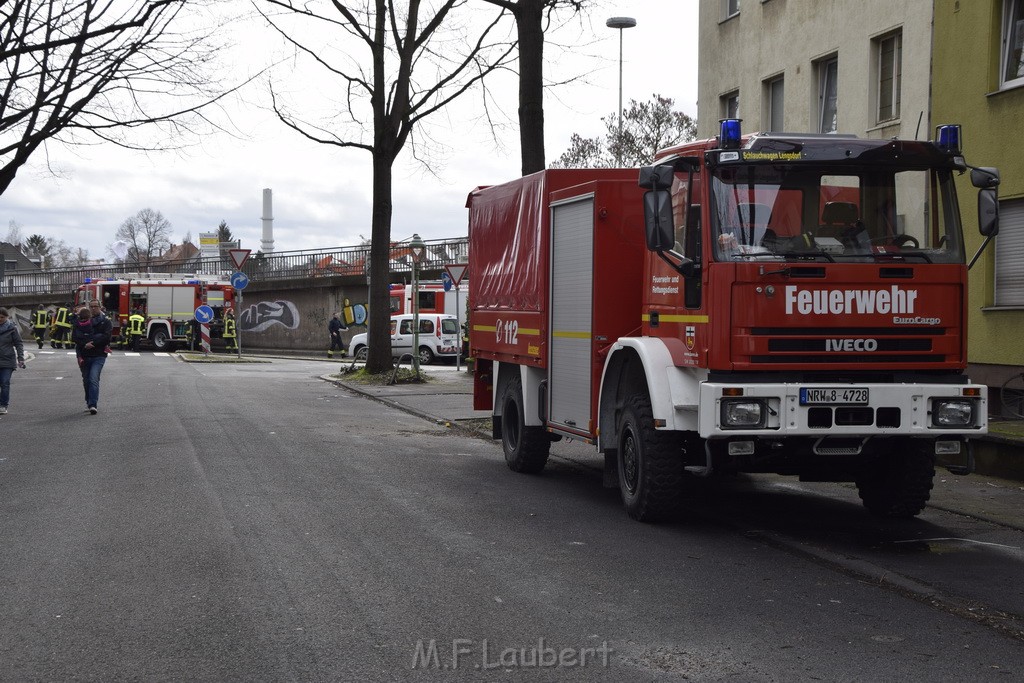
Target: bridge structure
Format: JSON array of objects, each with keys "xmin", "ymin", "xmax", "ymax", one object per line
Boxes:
[{"xmin": 0, "ymin": 237, "xmax": 469, "ymax": 296}]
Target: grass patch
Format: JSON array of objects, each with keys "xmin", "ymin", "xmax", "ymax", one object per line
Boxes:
[{"xmin": 336, "ymin": 366, "xmax": 431, "ymax": 385}]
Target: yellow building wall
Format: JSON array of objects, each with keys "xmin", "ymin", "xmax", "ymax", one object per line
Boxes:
[{"xmin": 932, "ymin": 0, "xmax": 1024, "ymax": 386}]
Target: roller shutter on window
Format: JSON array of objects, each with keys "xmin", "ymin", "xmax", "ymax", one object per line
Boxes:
[{"xmin": 995, "ymin": 198, "xmax": 1024, "ymax": 306}]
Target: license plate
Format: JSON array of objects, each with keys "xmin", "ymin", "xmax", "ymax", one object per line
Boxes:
[{"xmin": 799, "ymin": 387, "xmax": 869, "ymax": 405}]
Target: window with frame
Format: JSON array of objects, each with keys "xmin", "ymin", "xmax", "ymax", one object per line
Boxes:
[
  {"xmin": 723, "ymin": 0, "xmax": 740, "ymax": 19},
  {"xmin": 1003, "ymin": 0, "xmax": 1024, "ymax": 88},
  {"xmin": 876, "ymin": 31, "xmax": 902, "ymax": 122},
  {"xmin": 721, "ymin": 90, "xmax": 739, "ymax": 119},
  {"xmin": 817, "ymin": 56, "xmax": 838, "ymax": 133},
  {"xmin": 764, "ymin": 76, "xmax": 784, "ymax": 131},
  {"xmin": 995, "ymin": 198, "xmax": 1024, "ymax": 306}
]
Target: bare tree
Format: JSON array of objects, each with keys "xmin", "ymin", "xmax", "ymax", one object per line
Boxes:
[
  {"xmin": 262, "ymin": 0, "xmax": 515, "ymax": 373},
  {"xmin": 4, "ymin": 220, "xmax": 24, "ymax": 246},
  {"xmin": 115, "ymin": 208, "xmax": 173, "ymax": 266},
  {"xmin": 481, "ymin": 0, "xmax": 588, "ymax": 175},
  {"xmin": 0, "ymin": 0, "xmax": 240, "ymax": 196},
  {"xmin": 49, "ymin": 238, "xmax": 90, "ymax": 267},
  {"xmin": 551, "ymin": 94, "xmax": 697, "ymax": 168}
]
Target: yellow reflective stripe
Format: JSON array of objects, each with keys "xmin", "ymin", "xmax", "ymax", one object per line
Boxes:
[
  {"xmin": 642, "ymin": 314, "xmax": 710, "ymax": 324},
  {"xmin": 552, "ymin": 330, "xmax": 590, "ymax": 339},
  {"xmin": 471, "ymin": 325, "xmax": 542, "ymax": 336}
]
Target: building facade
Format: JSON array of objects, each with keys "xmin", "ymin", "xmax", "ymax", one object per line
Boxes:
[
  {"xmin": 697, "ymin": 0, "xmax": 933, "ymax": 141},
  {"xmin": 932, "ymin": 0, "xmax": 1024, "ymax": 394}
]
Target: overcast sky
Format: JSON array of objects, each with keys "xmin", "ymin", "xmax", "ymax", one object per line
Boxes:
[{"xmin": 0, "ymin": 1, "xmax": 698, "ymax": 261}]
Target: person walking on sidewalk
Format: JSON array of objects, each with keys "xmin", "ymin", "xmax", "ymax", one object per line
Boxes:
[
  {"xmin": 327, "ymin": 312, "xmax": 346, "ymax": 358},
  {"xmin": 0, "ymin": 308, "xmax": 27, "ymax": 415},
  {"xmin": 72, "ymin": 301, "xmax": 112, "ymax": 415}
]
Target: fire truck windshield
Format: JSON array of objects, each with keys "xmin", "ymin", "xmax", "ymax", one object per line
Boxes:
[{"xmin": 707, "ymin": 163, "xmax": 965, "ymax": 264}]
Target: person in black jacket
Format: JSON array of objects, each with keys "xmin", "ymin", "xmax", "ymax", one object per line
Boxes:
[
  {"xmin": 327, "ymin": 311, "xmax": 346, "ymax": 358},
  {"xmin": 72, "ymin": 301, "xmax": 112, "ymax": 415}
]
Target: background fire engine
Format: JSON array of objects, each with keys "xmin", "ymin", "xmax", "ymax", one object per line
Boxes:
[{"xmin": 75, "ymin": 274, "xmax": 236, "ymax": 352}]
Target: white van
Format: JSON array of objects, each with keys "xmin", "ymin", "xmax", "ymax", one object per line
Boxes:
[{"xmin": 347, "ymin": 313, "xmax": 461, "ymax": 365}]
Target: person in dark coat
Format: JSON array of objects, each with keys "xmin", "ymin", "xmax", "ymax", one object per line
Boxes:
[
  {"xmin": 72, "ymin": 301, "xmax": 112, "ymax": 415},
  {"xmin": 0, "ymin": 307, "xmax": 27, "ymax": 414}
]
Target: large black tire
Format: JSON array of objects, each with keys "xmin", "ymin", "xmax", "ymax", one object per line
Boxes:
[
  {"xmin": 150, "ymin": 327, "xmax": 172, "ymax": 352},
  {"xmin": 500, "ymin": 374, "xmax": 550, "ymax": 474},
  {"xmin": 856, "ymin": 446, "xmax": 935, "ymax": 518},
  {"xmin": 617, "ymin": 393, "xmax": 685, "ymax": 522}
]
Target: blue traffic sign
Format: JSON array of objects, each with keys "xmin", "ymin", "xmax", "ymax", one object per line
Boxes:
[
  {"xmin": 231, "ymin": 271, "xmax": 250, "ymax": 290},
  {"xmin": 442, "ymin": 271, "xmax": 452, "ymax": 291},
  {"xmin": 194, "ymin": 305, "xmax": 215, "ymax": 323}
]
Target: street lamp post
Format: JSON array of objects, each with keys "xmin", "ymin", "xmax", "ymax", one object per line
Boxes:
[
  {"xmin": 409, "ymin": 233, "xmax": 426, "ymax": 379},
  {"xmin": 606, "ymin": 16, "xmax": 636, "ymax": 166}
]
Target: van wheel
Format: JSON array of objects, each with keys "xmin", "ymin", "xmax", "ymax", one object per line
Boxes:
[
  {"xmin": 150, "ymin": 327, "xmax": 172, "ymax": 352},
  {"xmin": 353, "ymin": 345, "xmax": 367, "ymax": 361},
  {"xmin": 856, "ymin": 445, "xmax": 934, "ymax": 518},
  {"xmin": 418, "ymin": 346, "xmax": 435, "ymax": 366},
  {"xmin": 501, "ymin": 374, "xmax": 549, "ymax": 473},
  {"xmin": 617, "ymin": 392, "xmax": 684, "ymax": 522}
]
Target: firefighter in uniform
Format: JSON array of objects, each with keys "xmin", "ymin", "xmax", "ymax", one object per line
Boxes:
[
  {"xmin": 31, "ymin": 307, "xmax": 49, "ymax": 349},
  {"xmin": 127, "ymin": 309, "xmax": 146, "ymax": 351},
  {"xmin": 51, "ymin": 305, "xmax": 74, "ymax": 349},
  {"xmin": 222, "ymin": 309, "xmax": 237, "ymax": 352}
]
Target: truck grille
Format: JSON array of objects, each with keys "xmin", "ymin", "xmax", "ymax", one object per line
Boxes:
[{"xmin": 746, "ymin": 326, "xmax": 946, "ymax": 365}]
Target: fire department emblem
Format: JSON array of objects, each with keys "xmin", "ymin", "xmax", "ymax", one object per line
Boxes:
[{"xmin": 685, "ymin": 325, "xmax": 696, "ymax": 351}]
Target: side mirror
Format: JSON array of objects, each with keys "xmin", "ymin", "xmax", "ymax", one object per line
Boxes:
[
  {"xmin": 639, "ymin": 165, "xmax": 674, "ymax": 190},
  {"xmin": 971, "ymin": 167, "xmax": 1000, "ymax": 189},
  {"xmin": 643, "ymin": 190, "xmax": 674, "ymax": 251},
  {"xmin": 978, "ymin": 188, "xmax": 999, "ymax": 237}
]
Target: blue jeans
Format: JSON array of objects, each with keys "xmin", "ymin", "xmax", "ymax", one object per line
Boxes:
[
  {"xmin": 0, "ymin": 367, "xmax": 12, "ymax": 407},
  {"xmin": 80, "ymin": 356, "xmax": 106, "ymax": 408}
]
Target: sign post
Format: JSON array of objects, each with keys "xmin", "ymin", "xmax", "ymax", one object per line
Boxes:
[
  {"xmin": 230, "ymin": 270, "xmax": 249, "ymax": 358},
  {"xmin": 194, "ymin": 304, "xmax": 214, "ymax": 355},
  {"xmin": 444, "ymin": 264, "xmax": 468, "ymax": 371}
]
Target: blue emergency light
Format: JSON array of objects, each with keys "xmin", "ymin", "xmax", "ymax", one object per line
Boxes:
[
  {"xmin": 935, "ymin": 124, "xmax": 961, "ymax": 154},
  {"xmin": 719, "ymin": 118, "xmax": 742, "ymax": 150}
]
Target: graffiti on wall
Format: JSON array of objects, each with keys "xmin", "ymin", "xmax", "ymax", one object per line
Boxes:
[{"xmin": 239, "ymin": 300, "xmax": 301, "ymax": 332}]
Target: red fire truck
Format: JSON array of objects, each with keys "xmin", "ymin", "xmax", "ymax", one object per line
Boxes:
[
  {"xmin": 75, "ymin": 273, "xmax": 236, "ymax": 351},
  {"xmin": 389, "ymin": 281, "xmax": 467, "ymax": 318},
  {"xmin": 468, "ymin": 121, "xmax": 1001, "ymax": 522}
]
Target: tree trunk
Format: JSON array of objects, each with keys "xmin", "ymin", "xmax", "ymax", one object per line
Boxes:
[
  {"xmin": 517, "ymin": 0, "xmax": 546, "ymax": 175},
  {"xmin": 365, "ymin": 151, "xmax": 396, "ymax": 374}
]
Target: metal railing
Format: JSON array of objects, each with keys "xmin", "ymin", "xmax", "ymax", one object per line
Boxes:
[{"xmin": 1, "ymin": 237, "xmax": 469, "ymax": 296}]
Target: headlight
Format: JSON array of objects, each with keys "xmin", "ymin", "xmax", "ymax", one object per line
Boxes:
[
  {"xmin": 721, "ymin": 399, "xmax": 765, "ymax": 428},
  {"xmin": 933, "ymin": 399, "xmax": 974, "ymax": 427}
]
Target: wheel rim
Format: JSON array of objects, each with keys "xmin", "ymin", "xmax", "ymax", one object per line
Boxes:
[
  {"xmin": 621, "ymin": 427, "xmax": 639, "ymax": 495},
  {"xmin": 419, "ymin": 348, "xmax": 431, "ymax": 365}
]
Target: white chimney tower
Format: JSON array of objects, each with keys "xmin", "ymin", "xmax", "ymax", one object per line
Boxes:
[{"xmin": 261, "ymin": 188, "xmax": 275, "ymax": 253}]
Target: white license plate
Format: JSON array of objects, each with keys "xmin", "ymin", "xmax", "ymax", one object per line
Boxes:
[{"xmin": 800, "ymin": 387, "xmax": 869, "ymax": 405}]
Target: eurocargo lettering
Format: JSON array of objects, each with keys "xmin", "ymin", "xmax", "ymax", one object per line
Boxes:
[{"xmin": 469, "ymin": 120, "xmax": 1002, "ymax": 524}]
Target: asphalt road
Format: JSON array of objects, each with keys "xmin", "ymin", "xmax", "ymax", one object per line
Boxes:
[{"xmin": 1, "ymin": 352, "xmax": 1022, "ymax": 681}]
